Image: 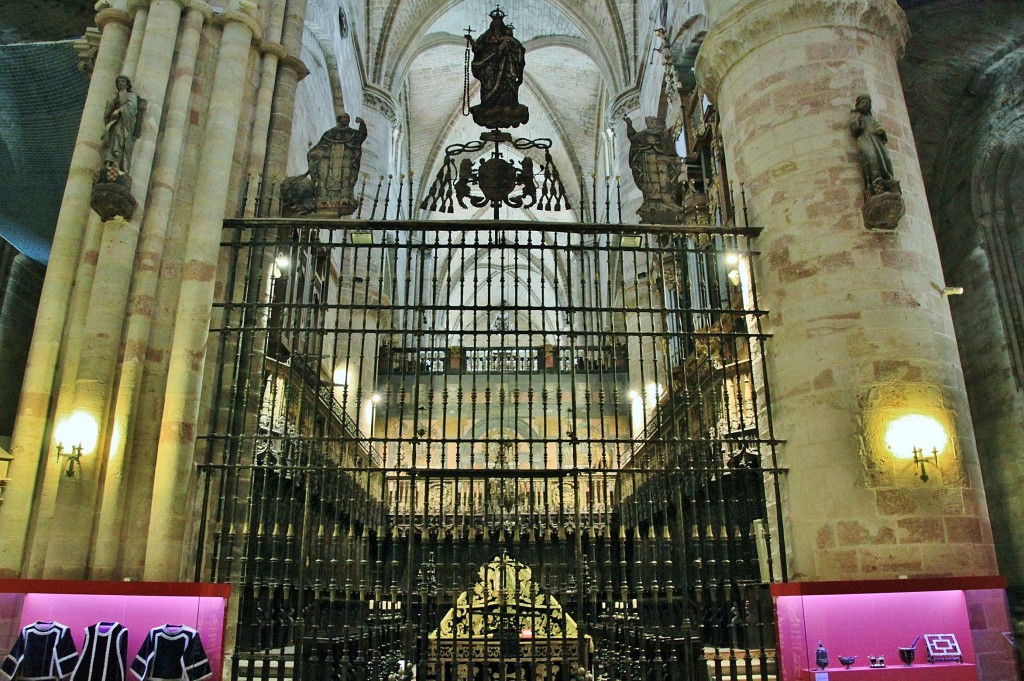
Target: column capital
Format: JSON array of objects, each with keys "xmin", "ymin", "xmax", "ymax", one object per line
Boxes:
[
  {"xmin": 216, "ymin": 9, "xmax": 263, "ymax": 42},
  {"xmin": 96, "ymin": 8, "xmax": 133, "ymax": 30},
  {"xmin": 125, "ymin": 0, "xmax": 151, "ymax": 15},
  {"xmin": 364, "ymin": 85, "xmax": 399, "ymax": 127},
  {"xmin": 126, "ymin": 0, "xmax": 208, "ymax": 13},
  {"xmin": 608, "ymin": 86, "xmax": 641, "ymax": 123},
  {"xmin": 180, "ymin": 0, "xmax": 214, "ymax": 21},
  {"xmin": 280, "ymin": 54, "xmax": 309, "ymax": 81},
  {"xmin": 696, "ymin": 0, "xmax": 908, "ymax": 99},
  {"xmin": 259, "ymin": 41, "xmax": 288, "ymax": 59}
]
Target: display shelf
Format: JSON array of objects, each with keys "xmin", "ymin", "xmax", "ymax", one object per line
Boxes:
[
  {"xmin": 771, "ymin": 577, "xmax": 1006, "ymax": 598},
  {"xmin": 770, "ymin": 577, "xmax": 1018, "ymax": 681},
  {"xmin": 799, "ymin": 663, "xmax": 977, "ymax": 681}
]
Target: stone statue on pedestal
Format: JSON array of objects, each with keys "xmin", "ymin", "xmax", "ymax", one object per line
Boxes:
[
  {"xmin": 850, "ymin": 94, "xmax": 904, "ymax": 229},
  {"xmin": 92, "ymin": 75, "xmax": 144, "ymax": 220},
  {"xmin": 624, "ymin": 115, "xmax": 685, "ymax": 224},
  {"xmin": 101, "ymin": 75, "xmax": 140, "ymax": 180},
  {"xmin": 282, "ymin": 113, "xmax": 367, "ymax": 216}
]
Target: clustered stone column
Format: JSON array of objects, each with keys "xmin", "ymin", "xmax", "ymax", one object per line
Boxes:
[
  {"xmin": 91, "ymin": 1, "xmax": 211, "ymax": 579},
  {"xmin": 262, "ymin": 0, "xmax": 309, "ymax": 191},
  {"xmin": 37, "ymin": 0, "xmax": 187, "ymax": 580},
  {"xmin": 696, "ymin": 0, "xmax": 996, "ymax": 579},
  {"xmin": 0, "ymin": 0, "xmax": 309, "ymax": 582},
  {"xmin": 146, "ymin": 7, "xmax": 262, "ymax": 580},
  {"xmin": 0, "ymin": 7, "xmax": 132, "ymax": 577}
]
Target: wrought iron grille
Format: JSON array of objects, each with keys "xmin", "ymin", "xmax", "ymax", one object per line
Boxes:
[{"xmin": 198, "ymin": 218, "xmax": 784, "ymax": 681}]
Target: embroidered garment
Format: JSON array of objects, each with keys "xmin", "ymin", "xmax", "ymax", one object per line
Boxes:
[
  {"xmin": 1, "ymin": 621, "xmax": 78, "ymax": 681},
  {"xmin": 129, "ymin": 626, "xmax": 210, "ymax": 681},
  {"xmin": 70, "ymin": 622, "xmax": 128, "ymax": 681}
]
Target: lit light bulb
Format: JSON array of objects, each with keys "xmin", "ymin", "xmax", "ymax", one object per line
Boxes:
[{"xmin": 884, "ymin": 414, "xmax": 948, "ymax": 460}]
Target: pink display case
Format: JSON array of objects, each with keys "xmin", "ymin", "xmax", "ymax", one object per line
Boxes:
[
  {"xmin": 771, "ymin": 577, "xmax": 1019, "ymax": 681},
  {"xmin": 0, "ymin": 579, "xmax": 230, "ymax": 681}
]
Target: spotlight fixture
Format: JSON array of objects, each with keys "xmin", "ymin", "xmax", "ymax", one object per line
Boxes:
[
  {"xmin": 619, "ymin": 234, "xmax": 642, "ymax": 248},
  {"xmin": 941, "ymin": 286, "xmax": 964, "ymax": 296}
]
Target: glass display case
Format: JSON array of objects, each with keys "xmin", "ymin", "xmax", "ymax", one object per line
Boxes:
[
  {"xmin": 771, "ymin": 576, "xmax": 1018, "ymax": 681},
  {"xmin": 0, "ymin": 579, "xmax": 230, "ymax": 681}
]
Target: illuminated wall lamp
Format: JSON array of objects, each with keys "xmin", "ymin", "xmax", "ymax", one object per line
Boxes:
[
  {"xmin": 54, "ymin": 442, "xmax": 83, "ymax": 478},
  {"xmin": 884, "ymin": 414, "xmax": 948, "ymax": 483},
  {"xmin": 910, "ymin": 447, "xmax": 940, "ymax": 482},
  {"xmin": 53, "ymin": 411, "xmax": 99, "ymax": 479}
]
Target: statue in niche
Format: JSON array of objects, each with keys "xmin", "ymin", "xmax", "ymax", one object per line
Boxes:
[
  {"xmin": 464, "ymin": 7, "xmax": 529, "ymax": 129},
  {"xmin": 624, "ymin": 115, "xmax": 685, "ymax": 224},
  {"xmin": 281, "ymin": 113, "xmax": 366, "ymax": 216},
  {"xmin": 849, "ymin": 94, "xmax": 904, "ymax": 229},
  {"xmin": 91, "ymin": 75, "xmax": 144, "ymax": 220}
]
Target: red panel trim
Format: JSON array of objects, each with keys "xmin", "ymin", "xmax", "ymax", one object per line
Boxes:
[
  {"xmin": 770, "ymin": 575, "xmax": 1006, "ymax": 597},
  {"xmin": 0, "ymin": 579, "xmax": 231, "ymax": 598}
]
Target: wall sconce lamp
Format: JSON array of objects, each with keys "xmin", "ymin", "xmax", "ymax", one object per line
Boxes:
[
  {"xmin": 54, "ymin": 442, "xmax": 83, "ymax": 478},
  {"xmin": 884, "ymin": 413, "xmax": 948, "ymax": 482},
  {"xmin": 910, "ymin": 446, "xmax": 940, "ymax": 483},
  {"xmin": 53, "ymin": 411, "xmax": 99, "ymax": 479}
]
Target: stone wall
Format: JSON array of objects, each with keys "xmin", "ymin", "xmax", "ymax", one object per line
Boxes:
[{"xmin": 900, "ymin": 0, "xmax": 1024, "ymax": 587}]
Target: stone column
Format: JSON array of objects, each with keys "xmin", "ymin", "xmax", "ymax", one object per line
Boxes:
[
  {"xmin": 145, "ymin": 8, "xmax": 260, "ymax": 581},
  {"xmin": 0, "ymin": 256, "xmax": 44, "ymax": 436},
  {"xmin": 696, "ymin": 0, "xmax": 996, "ymax": 579},
  {"xmin": 23, "ymin": 213, "xmax": 104, "ymax": 578},
  {"xmin": 121, "ymin": 0, "xmax": 150, "ymax": 78},
  {"xmin": 243, "ymin": 0, "xmax": 288, "ymax": 216},
  {"xmin": 262, "ymin": 0, "xmax": 308, "ymax": 188},
  {"xmin": 37, "ymin": 0, "xmax": 187, "ymax": 579},
  {"xmin": 361, "ymin": 86, "xmax": 398, "ymax": 199},
  {"xmin": 608, "ymin": 88, "xmax": 642, "ymax": 225},
  {"xmin": 91, "ymin": 2, "xmax": 211, "ymax": 579},
  {"xmin": 0, "ymin": 8, "xmax": 131, "ymax": 577},
  {"xmin": 620, "ymin": 257, "xmax": 667, "ymax": 437}
]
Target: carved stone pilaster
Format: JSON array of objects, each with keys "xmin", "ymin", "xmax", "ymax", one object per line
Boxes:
[{"xmin": 696, "ymin": 0, "xmax": 909, "ymax": 99}]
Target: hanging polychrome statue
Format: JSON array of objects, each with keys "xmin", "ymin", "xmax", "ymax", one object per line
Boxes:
[{"xmin": 463, "ymin": 7, "xmax": 529, "ymax": 129}]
